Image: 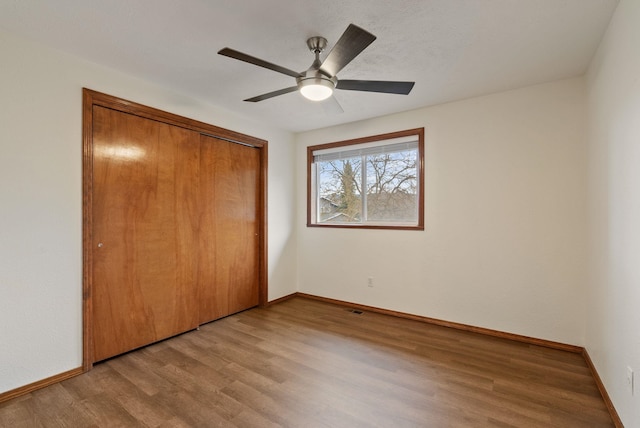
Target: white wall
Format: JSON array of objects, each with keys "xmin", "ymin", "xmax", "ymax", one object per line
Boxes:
[
  {"xmin": 0, "ymin": 30, "xmax": 297, "ymax": 394},
  {"xmin": 585, "ymin": 0, "xmax": 640, "ymax": 425},
  {"xmin": 296, "ymin": 77, "xmax": 587, "ymax": 346}
]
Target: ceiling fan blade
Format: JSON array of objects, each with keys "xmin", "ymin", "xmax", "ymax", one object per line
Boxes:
[
  {"xmin": 320, "ymin": 24, "xmax": 376, "ymax": 77},
  {"xmin": 336, "ymin": 80, "xmax": 415, "ymax": 95},
  {"xmin": 320, "ymin": 96, "xmax": 344, "ymax": 115},
  {"xmin": 244, "ymin": 86, "xmax": 299, "ymax": 102},
  {"xmin": 218, "ymin": 48, "xmax": 302, "ymax": 78}
]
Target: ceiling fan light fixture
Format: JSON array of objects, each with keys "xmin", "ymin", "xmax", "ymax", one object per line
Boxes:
[{"xmin": 298, "ymin": 77, "xmax": 334, "ymax": 101}]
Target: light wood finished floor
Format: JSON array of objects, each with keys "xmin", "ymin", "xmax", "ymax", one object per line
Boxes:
[{"xmin": 0, "ymin": 297, "xmax": 614, "ymax": 427}]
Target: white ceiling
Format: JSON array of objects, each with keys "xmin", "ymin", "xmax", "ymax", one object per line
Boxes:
[{"xmin": 0, "ymin": 0, "xmax": 618, "ymax": 132}]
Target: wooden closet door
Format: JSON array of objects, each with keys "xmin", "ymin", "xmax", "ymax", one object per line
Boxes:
[
  {"xmin": 91, "ymin": 106, "xmax": 200, "ymax": 362},
  {"xmin": 198, "ymin": 135, "xmax": 260, "ymax": 323}
]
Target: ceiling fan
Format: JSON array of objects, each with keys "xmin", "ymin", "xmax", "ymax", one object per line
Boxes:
[{"xmin": 218, "ymin": 24, "xmax": 415, "ymax": 103}]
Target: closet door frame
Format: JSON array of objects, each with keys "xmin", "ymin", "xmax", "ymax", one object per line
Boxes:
[{"xmin": 82, "ymin": 88, "xmax": 268, "ymax": 371}]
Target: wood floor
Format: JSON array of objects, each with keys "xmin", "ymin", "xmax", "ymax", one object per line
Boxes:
[{"xmin": 0, "ymin": 297, "xmax": 614, "ymax": 427}]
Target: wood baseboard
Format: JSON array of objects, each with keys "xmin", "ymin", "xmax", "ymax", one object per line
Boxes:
[
  {"xmin": 266, "ymin": 292, "xmax": 298, "ymax": 306},
  {"xmin": 295, "ymin": 292, "xmax": 582, "ymax": 352},
  {"xmin": 0, "ymin": 367, "xmax": 83, "ymax": 404},
  {"xmin": 582, "ymin": 349, "xmax": 624, "ymax": 427}
]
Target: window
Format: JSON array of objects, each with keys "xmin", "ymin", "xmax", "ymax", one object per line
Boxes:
[{"xmin": 307, "ymin": 128, "xmax": 424, "ymax": 230}]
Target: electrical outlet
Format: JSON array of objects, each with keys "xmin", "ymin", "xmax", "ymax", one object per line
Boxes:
[
  {"xmin": 627, "ymin": 367, "xmax": 634, "ymax": 395},
  {"xmin": 367, "ymin": 277, "xmax": 374, "ymax": 287}
]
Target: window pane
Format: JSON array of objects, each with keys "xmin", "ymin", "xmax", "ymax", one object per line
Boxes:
[
  {"xmin": 317, "ymin": 157, "xmax": 362, "ymax": 223},
  {"xmin": 366, "ymin": 150, "xmax": 418, "ymax": 222}
]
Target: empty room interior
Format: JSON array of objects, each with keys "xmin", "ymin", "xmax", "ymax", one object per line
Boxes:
[{"xmin": 1, "ymin": 0, "xmax": 639, "ymax": 426}]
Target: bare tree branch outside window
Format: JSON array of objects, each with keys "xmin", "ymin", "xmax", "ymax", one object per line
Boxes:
[{"xmin": 366, "ymin": 151, "xmax": 417, "ymax": 222}]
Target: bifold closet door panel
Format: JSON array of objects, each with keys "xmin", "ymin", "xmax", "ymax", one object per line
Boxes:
[
  {"xmin": 198, "ymin": 135, "xmax": 260, "ymax": 323},
  {"xmin": 92, "ymin": 106, "xmax": 200, "ymax": 362}
]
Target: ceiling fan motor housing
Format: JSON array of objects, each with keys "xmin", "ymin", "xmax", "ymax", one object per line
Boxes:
[{"xmin": 296, "ymin": 70, "xmax": 336, "ymax": 101}]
